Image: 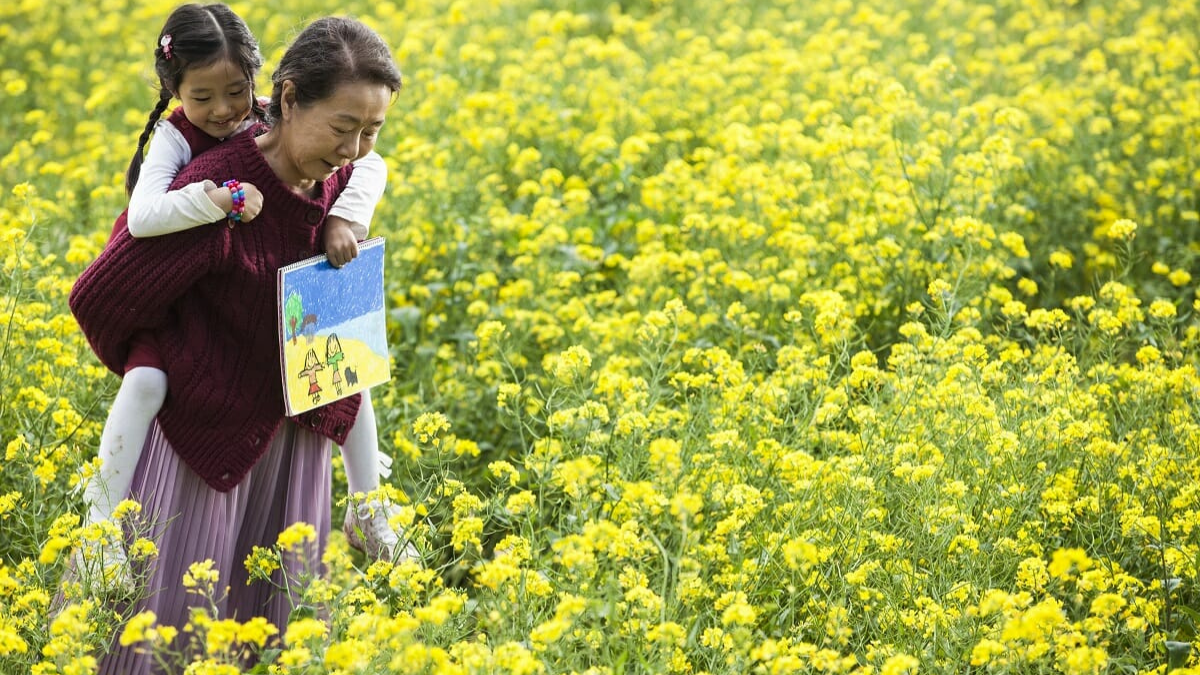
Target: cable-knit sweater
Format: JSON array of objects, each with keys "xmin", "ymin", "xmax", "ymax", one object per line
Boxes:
[{"xmin": 70, "ymin": 127, "xmax": 361, "ymax": 492}]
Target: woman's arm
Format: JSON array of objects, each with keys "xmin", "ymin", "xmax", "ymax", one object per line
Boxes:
[
  {"xmin": 328, "ymin": 150, "xmax": 387, "ymax": 240},
  {"xmin": 69, "ymin": 212, "xmax": 221, "ymax": 373},
  {"xmin": 127, "ymin": 122, "xmax": 229, "ymax": 237}
]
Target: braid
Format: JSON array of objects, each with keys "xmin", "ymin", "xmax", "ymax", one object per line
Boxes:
[{"xmin": 125, "ymin": 92, "xmax": 172, "ymax": 197}]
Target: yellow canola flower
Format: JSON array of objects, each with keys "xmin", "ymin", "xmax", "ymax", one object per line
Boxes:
[
  {"xmin": 1148, "ymin": 299, "xmax": 1176, "ymax": 320},
  {"xmin": 182, "ymin": 559, "xmax": 220, "ymax": 595},
  {"xmin": 284, "ymin": 617, "xmax": 328, "ymax": 646},
  {"xmin": 38, "ymin": 535, "xmax": 72, "ymax": 565},
  {"xmin": 119, "ymin": 611, "xmax": 157, "ymax": 646},
  {"xmin": 412, "ymin": 411, "xmax": 451, "ymax": 443},
  {"xmin": 324, "ymin": 638, "xmax": 372, "ymax": 671},
  {"xmin": 719, "ymin": 596, "xmax": 758, "ymax": 627},
  {"xmin": 1048, "ymin": 548, "xmax": 1094, "ymax": 580},
  {"xmin": 237, "ymin": 616, "xmax": 278, "ymax": 649},
  {"xmin": 414, "ymin": 591, "xmax": 466, "ymax": 626},
  {"xmin": 5, "ymin": 437, "xmax": 28, "ymax": 461},
  {"xmin": 881, "ymin": 654, "xmax": 920, "ymax": 675},
  {"xmin": 505, "ymin": 490, "xmax": 536, "ymax": 515},
  {"xmin": 1048, "ymin": 250, "xmax": 1074, "ymax": 269},
  {"xmin": 488, "ymin": 460, "xmax": 520, "ymax": 486},
  {"xmin": 546, "ymin": 345, "xmax": 593, "ymax": 384},
  {"xmin": 0, "ymin": 615, "xmax": 28, "ymax": 655},
  {"xmin": 244, "ymin": 545, "xmax": 281, "ymax": 582},
  {"xmin": 495, "ymin": 382, "xmax": 521, "ymax": 409},
  {"xmin": 276, "ymin": 521, "xmax": 317, "ymax": 552},
  {"xmin": 1061, "ymin": 645, "xmax": 1108, "ymax": 675},
  {"xmin": 1103, "ymin": 218, "xmax": 1138, "ymax": 241},
  {"xmin": 970, "ymin": 638, "xmax": 1007, "ymax": 666},
  {"xmin": 1089, "ymin": 593, "xmax": 1127, "ymax": 620},
  {"xmin": 1168, "ymin": 269, "xmax": 1192, "ymax": 286},
  {"xmin": 492, "ymin": 641, "xmax": 545, "ymax": 675}
]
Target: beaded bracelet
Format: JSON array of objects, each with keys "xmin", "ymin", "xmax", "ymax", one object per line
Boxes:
[{"xmin": 223, "ymin": 179, "xmax": 246, "ymax": 223}]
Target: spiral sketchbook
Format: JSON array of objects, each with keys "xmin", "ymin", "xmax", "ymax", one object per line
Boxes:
[{"xmin": 277, "ymin": 237, "xmax": 391, "ymax": 416}]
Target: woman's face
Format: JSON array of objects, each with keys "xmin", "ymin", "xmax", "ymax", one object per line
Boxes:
[{"xmin": 277, "ymin": 80, "xmax": 391, "ymax": 186}]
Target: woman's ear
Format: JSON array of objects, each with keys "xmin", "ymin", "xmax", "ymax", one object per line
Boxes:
[{"xmin": 280, "ymin": 80, "xmax": 297, "ymax": 121}]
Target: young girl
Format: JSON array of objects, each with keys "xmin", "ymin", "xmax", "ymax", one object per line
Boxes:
[{"xmin": 79, "ymin": 3, "xmax": 411, "ymax": 585}]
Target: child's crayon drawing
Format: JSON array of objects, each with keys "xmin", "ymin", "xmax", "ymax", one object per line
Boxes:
[{"xmin": 277, "ymin": 237, "xmax": 390, "ymax": 415}]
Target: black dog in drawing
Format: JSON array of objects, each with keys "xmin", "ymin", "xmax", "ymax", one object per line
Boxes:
[{"xmin": 345, "ymin": 366, "xmax": 359, "ymax": 386}]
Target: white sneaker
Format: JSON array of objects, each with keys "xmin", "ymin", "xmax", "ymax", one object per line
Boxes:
[{"xmin": 342, "ymin": 501, "xmax": 419, "ymax": 563}]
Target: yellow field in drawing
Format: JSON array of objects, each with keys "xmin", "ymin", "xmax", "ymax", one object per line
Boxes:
[{"xmin": 281, "ymin": 332, "xmax": 390, "ymax": 415}]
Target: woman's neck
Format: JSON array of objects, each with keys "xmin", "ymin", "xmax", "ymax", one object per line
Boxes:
[{"xmin": 255, "ymin": 131, "xmax": 317, "ymax": 196}]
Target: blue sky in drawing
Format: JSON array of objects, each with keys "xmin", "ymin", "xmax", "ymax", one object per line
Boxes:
[
  {"xmin": 315, "ymin": 312, "xmax": 388, "ymax": 357},
  {"xmin": 282, "ymin": 241, "xmax": 385, "ymax": 331}
]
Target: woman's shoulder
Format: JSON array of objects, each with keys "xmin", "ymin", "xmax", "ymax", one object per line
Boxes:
[{"xmin": 172, "ymin": 129, "xmax": 262, "ymax": 188}]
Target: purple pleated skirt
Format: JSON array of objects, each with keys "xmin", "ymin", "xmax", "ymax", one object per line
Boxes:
[{"xmin": 99, "ymin": 419, "xmax": 331, "ymax": 674}]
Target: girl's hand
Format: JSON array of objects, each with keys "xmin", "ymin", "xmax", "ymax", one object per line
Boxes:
[
  {"xmin": 204, "ymin": 181, "xmax": 264, "ymax": 223},
  {"xmin": 324, "ymin": 216, "xmax": 360, "ymax": 268}
]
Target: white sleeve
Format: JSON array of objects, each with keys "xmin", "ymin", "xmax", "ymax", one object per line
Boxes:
[
  {"xmin": 127, "ymin": 122, "xmax": 228, "ymax": 238},
  {"xmin": 328, "ymin": 150, "xmax": 387, "ymax": 240}
]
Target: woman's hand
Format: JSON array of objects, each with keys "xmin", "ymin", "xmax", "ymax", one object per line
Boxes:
[{"xmin": 324, "ymin": 216, "xmax": 360, "ymax": 268}]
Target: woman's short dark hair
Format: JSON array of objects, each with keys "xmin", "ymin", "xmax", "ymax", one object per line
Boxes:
[{"xmin": 269, "ymin": 17, "xmax": 403, "ymax": 120}]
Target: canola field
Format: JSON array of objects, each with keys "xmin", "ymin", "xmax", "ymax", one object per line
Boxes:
[{"xmin": 3, "ymin": 0, "xmax": 1200, "ymax": 673}]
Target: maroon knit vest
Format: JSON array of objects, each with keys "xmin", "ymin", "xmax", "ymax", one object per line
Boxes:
[{"xmin": 167, "ymin": 106, "xmax": 228, "ymax": 157}]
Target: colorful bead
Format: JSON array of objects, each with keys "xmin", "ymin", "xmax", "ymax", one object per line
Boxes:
[{"xmin": 223, "ymin": 179, "xmax": 245, "ymax": 223}]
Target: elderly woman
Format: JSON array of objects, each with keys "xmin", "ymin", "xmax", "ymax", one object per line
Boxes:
[{"xmin": 69, "ymin": 16, "xmax": 402, "ymax": 672}]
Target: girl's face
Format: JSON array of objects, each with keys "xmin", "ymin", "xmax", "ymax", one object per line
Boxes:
[
  {"xmin": 274, "ymin": 80, "xmax": 390, "ymax": 186},
  {"xmin": 176, "ymin": 58, "xmax": 254, "ymax": 140}
]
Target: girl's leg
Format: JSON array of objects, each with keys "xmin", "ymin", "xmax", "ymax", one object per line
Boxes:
[
  {"xmin": 83, "ymin": 367, "xmax": 167, "ymax": 524},
  {"xmin": 339, "ymin": 390, "xmax": 382, "ymax": 495},
  {"xmin": 70, "ymin": 368, "xmax": 165, "ymax": 592},
  {"xmin": 339, "ymin": 391, "xmax": 416, "ymax": 561}
]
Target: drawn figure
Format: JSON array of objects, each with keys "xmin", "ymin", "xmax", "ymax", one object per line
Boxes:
[
  {"xmin": 325, "ymin": 333, "xmax": 346, "ymax": 395},
  {"xmin": 285, "ymin": 290, "xmax": 305, "ymax": 345},
  {"xmin": 345, "ymin": 366, "xmax": 359, "ymax": 386},
  {"xmin": 297, "ymin": 348, "xmax": 324, "ymax": 403}
]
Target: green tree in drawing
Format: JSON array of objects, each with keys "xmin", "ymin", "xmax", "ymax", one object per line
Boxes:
[{"xmin": 285, "ymin": 290, "xmax": 304, "ymax": 345}]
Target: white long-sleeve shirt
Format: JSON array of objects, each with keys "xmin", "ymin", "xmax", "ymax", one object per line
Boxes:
[{"xmin": 127, "ymin": 118, "xmax": 385, "ymax": 240}]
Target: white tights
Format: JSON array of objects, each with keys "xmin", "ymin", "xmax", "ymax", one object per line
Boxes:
[
  {"xmin": 84, "ymin": 367, "xmax": 166, "ymax": 524},
  {"xmin": 340, "ymin": 390, "xmax": 391, "ymax": 495}
]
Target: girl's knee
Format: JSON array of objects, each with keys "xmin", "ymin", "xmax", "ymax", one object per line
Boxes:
[{"xmin": 122, "ymin": 367, "xmax": 168, "ymax": 409}]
